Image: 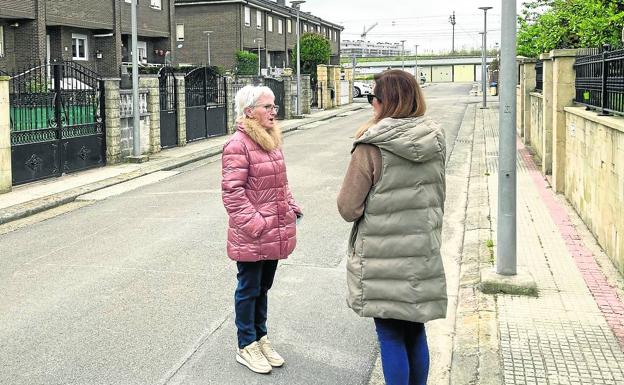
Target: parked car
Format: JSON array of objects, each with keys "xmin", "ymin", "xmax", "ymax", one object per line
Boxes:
[{"xmin": 353, "ymin": 81, "xmax": 373, "ymax": 98}]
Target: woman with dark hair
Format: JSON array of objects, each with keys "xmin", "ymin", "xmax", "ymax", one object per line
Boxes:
[{"xmin": 337, "ymin": 70, "xmax": 447, "ymax": 385}]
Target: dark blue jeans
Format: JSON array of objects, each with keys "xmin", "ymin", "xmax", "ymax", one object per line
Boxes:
[
  {"xmin": 374, "ymin": 318, "xmax": 429, "ymax": 385},
  {"xmin": 235, "ymin": 260, "xmax": 278, "ymax": 349}
]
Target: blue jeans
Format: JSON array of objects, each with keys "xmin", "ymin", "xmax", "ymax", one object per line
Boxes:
[
  {"xmin": 374, "ymin": 318, "xmax": 429, "ymax": 385},
  {"xmin": 235, "ymin": 260, "xmax": 278, "ymax": 349}
]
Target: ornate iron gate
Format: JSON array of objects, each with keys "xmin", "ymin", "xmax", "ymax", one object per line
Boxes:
[
  {"xmin": 159, "ymin": 66, "xmax": 178, "ymax": 148},
  {"xmin": 184, "ymin": 67, "xmax": 227, "ymax": 141},
  {"xmin": 9, "ymin": 62, "xmax": 105, "ymax": 185},
  {"xmin": 264, "ymin": 78, "xmax": 285, "ymax": 119}
]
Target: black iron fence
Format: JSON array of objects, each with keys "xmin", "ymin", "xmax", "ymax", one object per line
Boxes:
[
  {"xmin": 574, "ymin": 47, "xmax": 624, "ymax": 116},
  {"xmin": 535, "ymin": 60, "xmax": 543, "ymax": 92}
]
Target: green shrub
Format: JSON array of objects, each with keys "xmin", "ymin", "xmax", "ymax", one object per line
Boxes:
[{"xmin": 235, "ymin": 50, "xmax": 258, "ymax": 75}]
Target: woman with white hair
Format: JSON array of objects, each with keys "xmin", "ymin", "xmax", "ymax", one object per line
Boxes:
[{"xmin": 221, "ymin": 85, "xmax": 302, "ymax": 374}]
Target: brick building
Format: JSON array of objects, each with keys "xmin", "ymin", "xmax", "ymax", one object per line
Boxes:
[
  {"xmin": 0, "ymin": 0, "xmax": 176, "ymax": 77},
  {"xmin": 174, "ymin": 0, "xmax": 342, "ymax": 70}
]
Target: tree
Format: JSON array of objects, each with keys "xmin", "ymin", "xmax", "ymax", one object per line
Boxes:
[
  {"xmin": 235, "ymin": 50, "xmax": 258, "ymax": 76},
  {"xmin": 517, "ymin": 0, "xmax": 624, "ymax": 57},
  {"xmin": 291, "ymin": 33, "xmax": 331, "ymax": 86}
]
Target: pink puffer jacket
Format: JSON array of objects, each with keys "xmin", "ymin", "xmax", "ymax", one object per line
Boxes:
[{"xmin": 221, "ymin": 125, "xmax": 302, "ymax": 262}]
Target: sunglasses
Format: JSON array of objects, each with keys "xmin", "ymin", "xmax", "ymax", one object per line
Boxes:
[{"xmin": 367, "ymin": 94, "xmax": 381, "ymax": 105}]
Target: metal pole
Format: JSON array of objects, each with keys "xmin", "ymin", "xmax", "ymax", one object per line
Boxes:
[
  {"xmin": 257, "ymin": 39, "xmax": 262, "ymax": 76},
  {"xmin": 400, "ymin": 40, "xmax": 405, "ymax": 70},
  {"xmin": 479, "ymin": 7, "xmax": 492, "ymax": 109},
  {"xmin": 203, "ymin": 31, "xmax": 212, "ymax": 66},
  {"xmin": 497, "ymin": 0, "xmax": 517, "ymax": 275},
  {"xmin": 414, "ymin": 44, "xmax": 418, "ymax": 78},
  {"xmin": 295, "ymin": 6, "xmax": 301, "ymax": 115},
  {"xmin": 131, "ymin": 0, "xmax": 140, "ymax": 157}
]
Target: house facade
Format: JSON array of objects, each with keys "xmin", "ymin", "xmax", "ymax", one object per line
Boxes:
[
  {"xmin": 174, "ymin": 0, "xmax": 342, "ymax": 71},
  {"xmin": 0, "ymin": 0, "xmax": 176, "ymax": 77}
]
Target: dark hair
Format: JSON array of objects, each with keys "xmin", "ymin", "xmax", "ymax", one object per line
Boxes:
[{"xmin": 372, "ymin": 69, "xmax": 426, "ymax": 122}]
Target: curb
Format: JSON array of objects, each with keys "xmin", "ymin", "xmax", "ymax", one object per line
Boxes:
[{"xmin": 0, "ymin": 104, "xmax": 367, "ymax": 226}]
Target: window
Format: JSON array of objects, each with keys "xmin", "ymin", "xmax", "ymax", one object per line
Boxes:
[
  {"xmin": 176, "ymin": 24, "xmax": 185, "ymax": 41},
  {"xmin": 278, "ymin": 19, "xmax": 283, "ymax": 34},
  {"xmin": 333, "ymin": 30, "xmax": 337, "ymax": 42},
  {"xmin": 256, "ymin": 10, "xmax": 262, "ymax": 29},
  {"xmin": 150, "ymin": 0, "xmax": 161, "ymax": 10},
  {"xmin": 287, "ymin": 19, "xmax": 292, "ymax": 33},
  {"xmin": 316, "ymin": 25, "xmax": 320, "ymax": 33},
  {"xmin": 137, "ymin": 41, "xmax": 147, "ymax": 63},
  {"xmin": 0, "ymin": 26, "xmax": 4, "ymax": 58},
  {"xmin": 303, "ymin": 24, "xmax": 307, "ymax": 32},
  {"xmin": 244, "ymin": 6, "xmax": 250, "ymax": 26},
  {"xmin": 267, "ymin": 16, "xmax": 273, "ymax": 32},
  {"xmin": 72, "ymin": 34, "xmax": 88, "ymax": 60}
]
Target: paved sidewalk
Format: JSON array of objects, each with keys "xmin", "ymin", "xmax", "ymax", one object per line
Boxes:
[
  {"xmin": 0, "ymin": 103, "xmax": 366, "ymax": 225},
  {"xmin": 454, "ymin": 103, "xmax": 624, "ymax": 385}
]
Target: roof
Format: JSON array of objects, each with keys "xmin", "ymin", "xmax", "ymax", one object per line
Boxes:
[{"xmin": 175, "ymin": 0, "xmax": 344, "ymax": 30}]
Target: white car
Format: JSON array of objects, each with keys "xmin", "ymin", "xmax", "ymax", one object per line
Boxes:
[{"xmin": 353, "ymin": 81, "xmax": 373, "ymax": 98}]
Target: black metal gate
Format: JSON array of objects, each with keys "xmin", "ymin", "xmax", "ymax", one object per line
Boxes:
[
  {"xmin": 264, "ymin": 77, "xmax": 285, "ymax": 119},
  {"xmin": 184, "ymin": 67, "xmax": 227, "ymax": 141},
  {"xmin": 159, "ymin": 66, "xmax": 178, "ymax": 148},
  {"xmin": 9, "ymin": 62, "xmax": 105, "ymax": 186}
]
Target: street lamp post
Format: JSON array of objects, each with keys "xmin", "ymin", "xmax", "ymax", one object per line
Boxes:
[
  {"xmin": 479, "ymin": 6, "xmax": 492, "ymax": 109},
  {"xmin": 291, "ymin": 0, "xmax": 305, "ymax": 116},
  {"xmin": 254, "ymin": 37, "xmax": 263, "ymax": 76},
  {"xmin": 203, "ymin": 30, "xmax": 212, "ymax": 66},
  {"xmin": 131, "ymin": 0, "xmax": 140, "ymax": 157},
  {"xmin": 400, "ymin": 40, "xmax": 405, "ymax": 70},
  {"xmin": 414, "ymin": 44, "xmax": 419, "ymax": 79}
]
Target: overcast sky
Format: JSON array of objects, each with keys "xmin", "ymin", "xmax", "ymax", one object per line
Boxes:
[{"xmin": 301, "ymin": 0, "xmax": 528, "ymax": 54}]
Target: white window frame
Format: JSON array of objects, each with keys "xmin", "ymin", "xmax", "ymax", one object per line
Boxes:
[
  {"xmin": 176, "ymin": 24, "xmax": 185, "ymax": 42},
  {"xmin": 287, "ymin": 19, "xmax": 292, "ymax": 34},
  {"xmin": 150, "ymin": 0, "xmax": 162, "ymax": 10},
  {"xmin": 333, "ymin": 30, "xmax": 337, "ymax": 42},
  {"xmin": 278, "ymin": 19, "xmax": 283, "ymax": 35},
  {"xmin": 136, "ymin": 41, "xmax": 148, "ymax": 63},
  {"xmin": 303, "ymin": 24, "xmax": 307, "ymax": 32},
  {"xmin": 71, "ymin": 33, "xmax": 88, "ymax": 61},
  {"xmin": 267, "ymin": 16, "xmax": 273, "ymax": 32},
  {"xmin": 316, "ymin": 25, "xmax": 320, "ymax": 33},
  {"xmin": 0, "ymin": 26, "xmax": 4, "ymax": 58},
  {"xmin": 256, "ymin": 10, "xmax": 262, "ymax": 29},
  {"xmin": 244, "ymin": 6, "xmax": 251, "ymax": 27}
]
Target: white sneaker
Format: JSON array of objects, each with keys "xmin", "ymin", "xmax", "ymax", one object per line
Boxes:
[
  {"xmin": 236, "ymin": 341, "xmax": 272, "ymax": 374},
  {"xmin": 258, "ymin": 336, "xmax": 285, "ymax": 367}
]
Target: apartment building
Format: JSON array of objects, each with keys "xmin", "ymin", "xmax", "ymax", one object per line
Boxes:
[
  {"xmin": 174, "ymin": 0, "xmax": 342, "ymax": 70},
  {"xmin": 0, "ymin": 0, "xmax": 176, "ymax": 77}
]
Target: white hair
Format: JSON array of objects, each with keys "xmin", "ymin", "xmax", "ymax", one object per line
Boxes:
[{"xmin": 235, "ymin": 85, "xmax": 275, "ymax": 120}]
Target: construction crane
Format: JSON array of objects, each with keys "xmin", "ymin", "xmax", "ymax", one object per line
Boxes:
[{"xmin": 360, "ymin": 23, "xmax": 378, "ymax": 57}]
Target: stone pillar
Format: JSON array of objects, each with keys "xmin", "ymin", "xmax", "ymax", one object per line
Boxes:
[
  {"xmin": 302, "ymin": 74, "xmax": 311, "ymax": 114},
  {"xmin": 175, "ymin": 74, "xmax": 186, "ymax": 146},
  {"xmin": 344, "ymin": 68, "xmax": 354, "ymax": 103},
  {"xmin": 140, "ymin": 75, "xmax": 161, "ymax": 154},
  {"xmin": 282, "ymin": 75, "xmax": 294, "ymax": 119},
  {"xmin": 103, "ymin": 78, "xmax": 122, "ymax": 164},
  {"xmin": 550, "ymin": 49, "xmax": 578, "ymax": 193},
  {"xmin": 317, "ymin": 65, "xmax": 328, "ymax": 109},
  {"xmin": 520, "ymin": 58, "xmax": 537, "ymax": 144},
  {"xmin": 0, "ymin": 76, "xmax": 11, "ymax": 193},
  {"xmin": 226, "ymin": 76, "xmax": 237, "ymax": 133},
  {"xmin": 540, "ymin": 52, "xmax": 553, "ymax": 175},
  {"xmin": 327, "ymin": 66, "xmax": 339, "ymax": 108}
]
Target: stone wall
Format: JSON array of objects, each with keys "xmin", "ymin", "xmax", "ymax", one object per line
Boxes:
[
  {"xmin": 564, "ymin": 107, "xmax": 624, "ymax": 274},
  {"xmin": 529, "ymin": 92, "xmax": 544, "ymax": 164}
]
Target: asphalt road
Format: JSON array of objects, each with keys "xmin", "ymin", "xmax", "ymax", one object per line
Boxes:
[{"xmin": 0, "ymin": 82, "xmax": 475, "ymax": 385}]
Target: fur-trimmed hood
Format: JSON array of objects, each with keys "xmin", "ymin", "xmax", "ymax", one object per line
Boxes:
[{"xmin": 236, "ymin": 118, "xmax": 282, "ymax": 152}]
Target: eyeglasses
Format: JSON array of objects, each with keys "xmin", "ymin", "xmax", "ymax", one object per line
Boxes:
[
  {"xmin": 367, "ymin": 94, "xmax": 381, "ymax": 105},
  {"xmin": 255, "ymin": 104, "xmax": 280, "ymax": 113}
]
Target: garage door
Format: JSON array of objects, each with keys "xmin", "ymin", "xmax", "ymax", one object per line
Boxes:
[
  {"xmin": 431, "ymin": 66, "xmax": 453, "ymax": 82},
  {"xmin": 453, "ymin": 65, "xmax": 475, "ymax": 82}
]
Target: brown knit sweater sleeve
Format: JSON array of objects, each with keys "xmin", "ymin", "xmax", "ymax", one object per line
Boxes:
[{"xmin": 337, "ymin": 143, "xmax": 382, "ymax": 222}]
